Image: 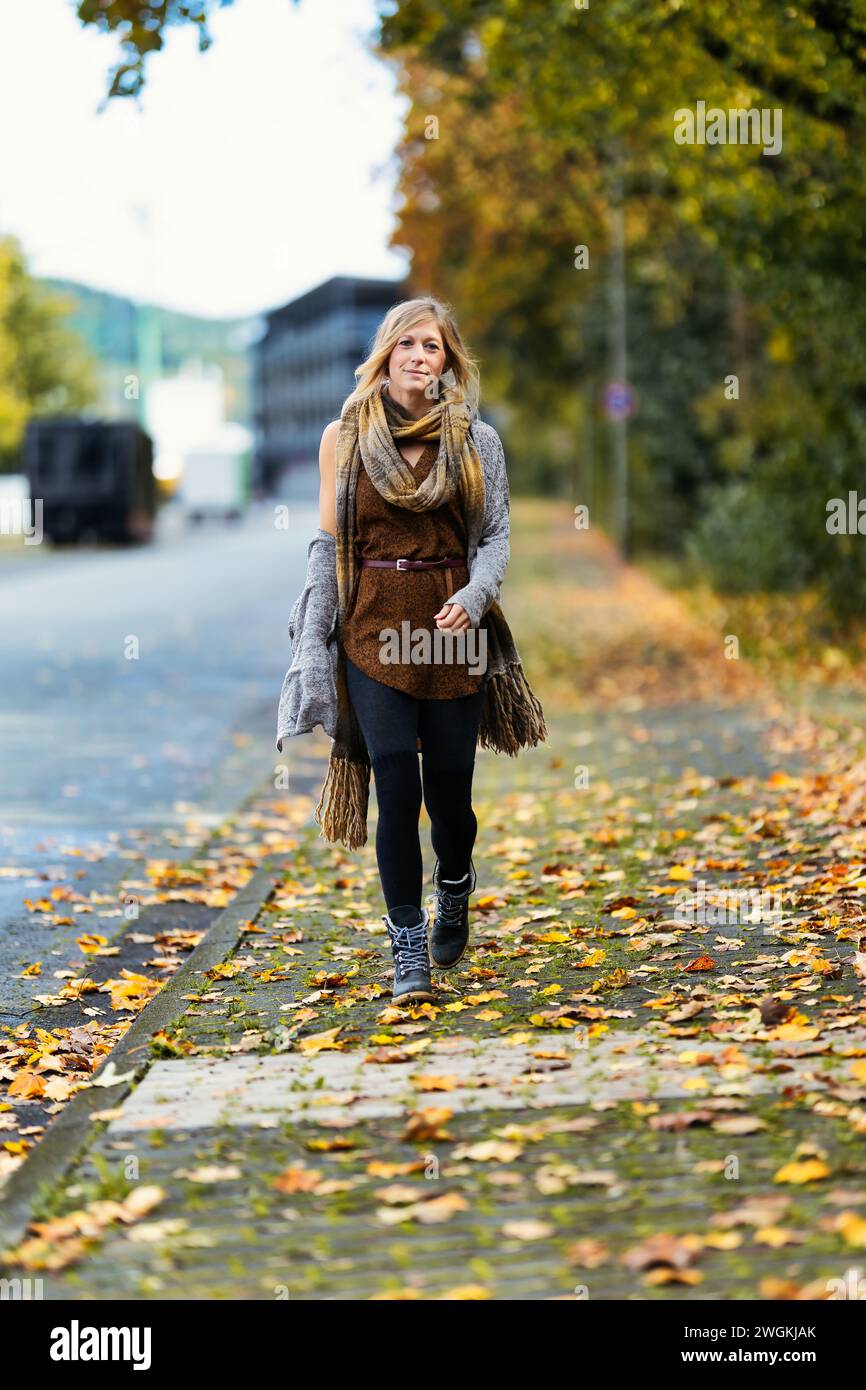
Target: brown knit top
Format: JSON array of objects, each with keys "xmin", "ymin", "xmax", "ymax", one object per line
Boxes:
[{"xmin": 340, "ymin": 441, "xmax": 483, "ymax": 698}]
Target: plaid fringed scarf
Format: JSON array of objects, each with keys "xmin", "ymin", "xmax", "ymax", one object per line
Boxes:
[{"xmin": 314, "ymin": 381, "xmax": 547, "ymax": 849}]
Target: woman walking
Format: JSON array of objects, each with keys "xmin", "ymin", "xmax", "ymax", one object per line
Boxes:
[{"xmin": 277, "ymin": 297, "xmax": 546, "ymax": 1003}]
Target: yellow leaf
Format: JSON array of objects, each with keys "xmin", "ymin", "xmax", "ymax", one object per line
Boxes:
[
  {"xmin": 377, "ymin": 1192, "xmax": 468, "ymax": 1225},
  {"xmin": 76, "ymin": 934, "xmax": 108, "ymax": 953},
  {"xmin": 401, "ymin": 1108, "xmax": 453, "ymax": 1142},
  {"xmin": 574, "ymin": 949, "xmax": 605, "ymax": 968},
  {"xmin": 645, "ymin": 1268, "xmax": 703, "ymax": 1286},
  {"xmin": 702, "ymin": 1230, "xmax": 742, "ymax": 1250},
  {"xmin": 273, "ymin": 1167, "xmax": 322, "ymax": 1194},
  {"xmin": 502, "ymin": 1218, "xmax": 553, "ymax": 1240},
  {"xmin": 436, "ymin": 1284, "xmax": 491, "ymax": 1300},
  {"xmin": 297, "ymin": 1027, "xmax": 343, "ymax": 1055},
  {"xmin": 451, "ymin": 1140, "xmax": 522, "ymax": 1163},
  {"xmin": 773, "ymin": 1159, "xmax": 830, "ymax": 1185},
  {"xmin": 754, "ymin": 1226, "xmax": 801, "ymax": 1248},
  {"xmin": 7, "ymin": 1072, "xmax": 45, "ymax": 1099},
  {"xmin": 836, "ymin": 1212, "xmax": 866, "ymax": 1248},
  {"xmin": 769, "ymin": 1023, "xmax": 821, "ymax": 1042}
]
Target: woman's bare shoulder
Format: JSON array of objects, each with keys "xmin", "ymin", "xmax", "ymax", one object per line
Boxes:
[
  {"xmin": 320, "ymin": 419, "xmax": 341, "ymax": 453},
  {"xmin": 318, "ymin": 422, "xmax": 341, "ymax": 534},
  {"xmin": 318, "ymin": 420, "xmax": 341, "ymax": 478}
]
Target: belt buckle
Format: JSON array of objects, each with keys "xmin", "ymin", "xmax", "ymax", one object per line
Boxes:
[{"xmin": 396, "ymin": 557, "xmax": 409, "ymax": 571}]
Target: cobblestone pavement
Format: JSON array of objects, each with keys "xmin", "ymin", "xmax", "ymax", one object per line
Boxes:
[
  {"xmin": 5, "ymin": 516, "xmax": 866, "ymax": 1300},
  {"xmin": 6, "ymin": 684, "xmax": 866, "ymax": 1301}
]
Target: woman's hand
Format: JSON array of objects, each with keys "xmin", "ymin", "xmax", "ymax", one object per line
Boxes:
[{"xmin": 434, "ymin": 601, "xmax": 470, "ymax": 632}]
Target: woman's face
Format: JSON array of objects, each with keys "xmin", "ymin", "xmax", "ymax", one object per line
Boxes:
[{"xmin": 387, "ymin": 318, "xmax": 447, "ymax": 394}]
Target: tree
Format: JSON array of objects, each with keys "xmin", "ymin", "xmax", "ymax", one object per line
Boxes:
[
  {"xmin": 74, "ymin": 0, "xmax": 299, "ymax": 101},
  {"xmin": 0, "ymin": 237, "xmax": 98, "ymax": 471},
  {"xmin": 376, "ymin": 0, "xmax": 866, "ymax": 617}
]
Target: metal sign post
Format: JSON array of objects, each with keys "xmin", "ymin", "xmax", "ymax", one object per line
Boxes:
[{"xmin": 606, "ymin": 179, "xmax": 630, "ymax": 555}]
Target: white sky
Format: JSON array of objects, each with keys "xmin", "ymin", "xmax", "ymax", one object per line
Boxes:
[{"xmin": 0, "ymin": 0, "xmax": 409, "ymax": 318}]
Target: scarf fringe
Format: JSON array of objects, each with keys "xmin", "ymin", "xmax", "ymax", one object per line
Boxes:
[
  {"xmin": 479, "ymin": 660, "xmax": 548, "ymax": 756},
  {"xmin": 314, "ymin": 755, "xmax": 370, "ymax": 850}
]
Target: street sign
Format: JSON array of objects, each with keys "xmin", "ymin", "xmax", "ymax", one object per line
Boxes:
[{"xmin": 603, "ymin": 380, "xmax": 635, "ymax": 421}]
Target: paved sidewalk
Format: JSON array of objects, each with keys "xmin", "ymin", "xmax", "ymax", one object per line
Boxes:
[{"xmin": 4, "ymin": 523, "xmax": 866, "ymax": 1300}]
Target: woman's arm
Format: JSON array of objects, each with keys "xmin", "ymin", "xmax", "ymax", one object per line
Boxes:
[
  {"xmin": 318, "ymin": 419, "xmax": 339, "ymax": 535},
  {"xmin": 274, "ymin": 422, "xmax": 341, "ymax": 749}
]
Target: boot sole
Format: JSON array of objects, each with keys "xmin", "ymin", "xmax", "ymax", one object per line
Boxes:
[{"xmin": 394, "ymin": 987, "xmax": 436, "ymax": 1003}]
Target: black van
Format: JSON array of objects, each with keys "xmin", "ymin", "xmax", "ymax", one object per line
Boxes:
[{"xmin": 24, "ymin": 418, "xmax": 156, "ymax": 544}]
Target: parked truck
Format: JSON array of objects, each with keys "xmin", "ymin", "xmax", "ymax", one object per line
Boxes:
[
  {"xmin": 24, "ymin": 418, "xmax": 156, "ymax": 544},
  {"xmin": 180, "ymin": 430, "xmax": 251, "ymax": 523}
]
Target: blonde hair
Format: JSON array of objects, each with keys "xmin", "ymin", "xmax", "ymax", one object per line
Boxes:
[{"xmin": 343, "ymin": 295, "xmax": 481, "ymax": 417}]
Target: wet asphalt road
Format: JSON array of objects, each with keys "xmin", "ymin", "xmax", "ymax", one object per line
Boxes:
[{"xmin": 0, "ymin": 494, "xmax": 320, "ymax": 1025}]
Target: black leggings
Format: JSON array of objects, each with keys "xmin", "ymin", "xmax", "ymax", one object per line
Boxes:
[{"xmin": 345, "ymin": 656, "xmax": 483, "ymax": 912}]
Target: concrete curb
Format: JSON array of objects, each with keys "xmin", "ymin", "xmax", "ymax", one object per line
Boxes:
[{"xmin": 0, "ymin": 855, "xmax": 292, "ymax": 1255}]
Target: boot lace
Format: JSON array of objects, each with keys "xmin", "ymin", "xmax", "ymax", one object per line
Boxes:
[
  {"xmin": 388, "ymin": 921, "xmax": 429, "ymax": 978},
  {"xmin": 436, "ymin": 880, "xmax": 470, "ymax": 933}
]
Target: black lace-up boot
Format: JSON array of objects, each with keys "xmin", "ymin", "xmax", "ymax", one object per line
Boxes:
[
  {"xmin": 384, "ymin": 904, "xmax": 434, "ymax": 1002},
  {"xmin": 429, "ymin": 859, "xmax": 477, "ymax": 969}
]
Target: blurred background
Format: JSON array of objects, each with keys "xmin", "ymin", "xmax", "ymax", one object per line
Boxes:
[
  {"xmin": 2, "ymin": 4, "xmax": 865, "ymax": 598},
  {"xmin": 2, "ymin": 0, "xmax": 866, "ymax": 904}
]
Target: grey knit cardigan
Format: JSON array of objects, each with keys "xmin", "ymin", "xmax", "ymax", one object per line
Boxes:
[{"xmin": 276, "ymin": 418, "xmax": 510, "ymax": 752}]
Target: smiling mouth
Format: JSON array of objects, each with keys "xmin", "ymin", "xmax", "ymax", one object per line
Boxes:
[{"xmin": 405, "ymin": 369, "xmax": 426, "ymax": 375}]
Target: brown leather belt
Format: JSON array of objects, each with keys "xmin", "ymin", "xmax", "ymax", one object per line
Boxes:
[{"xmin": 360, "ymin": 556, "xmax": 465, "ymax": 571}]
